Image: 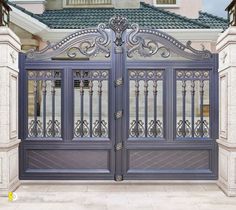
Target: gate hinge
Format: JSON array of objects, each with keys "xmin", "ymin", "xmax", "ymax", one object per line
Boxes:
[
  {"xmin": 115, "ymin": 175, "xmax": 123, "ymax": 182},
  {"xmin": 114, "ymin": 78, "xmax": 123, "ymax": 87},
  {"xmin": 115, "ymin": 142, "xmax": 123, "ymax": 151},
  {"xmin": 114, "ymin": 110, "xmax": 123, "ymax": 119}
]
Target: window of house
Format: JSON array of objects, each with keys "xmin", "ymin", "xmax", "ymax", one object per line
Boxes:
[
  {"xmin": 64, "ymin": 0, "xmax": 112, "ymax": 6},
  {"xmin": 156, "ymin": 0, "xmax": 177, "ymax": 4}
]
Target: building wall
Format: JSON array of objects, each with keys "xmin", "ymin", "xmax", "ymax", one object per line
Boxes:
[{"xmin": 11, "ymin": 0, "xmax": 202, "ymax": 18}]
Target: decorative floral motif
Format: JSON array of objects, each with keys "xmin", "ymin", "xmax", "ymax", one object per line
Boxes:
[
  {"xmin": 109, "ymin": 15, "xmax": 129, "ymax": 46},
  {"xmin": 73, "ymin": 70, "xmax": 109, "ymax": 80},
  {"xmin": 194, "ymin": 120, "xmax": 210, "ymax": 137},
  {"xmin": 148, "ymin": 120, "xmax": 163, "ymax": 138},
  {"xmin": 46, "ymin": 120, "xmax": 61, "ymax": 137},
  {"xmin": 28, "ymin": 70, "xmax": 61, "ymax": 80},
  {"xmin": 129, "ymin": 120, "xmax": 145, "ymax": 137},
  {"xmin": 26, "ymin": 24, "xmax": 111, "ymax": 60},
  {"xmin": 74, "ymin": 120, "xmax": 90, "ymax": 137},
  {"xmin": 93, "ymin": 120, "xmax": 108, "ymax": 137},
  {"xmin": 176, "ymin": 120, "xmax": 192, "ymax": 138},
  {"xmin": 176, "ymin": 120, "xmax": 210, "ymax": 138},
  {"xmin": 126, "ymin": 23, "xmax": 212, "ymax": 60},
  {"xmin": 176, "ymin": 70, "xmax": 210, "ymax": 80},
  {"xmin": 129, "ymin": 70, "xmax": 164, "ymax": 81},
  {"xmin": 28, "ymin": 120, "xmax": 61, "ymax": 138}
]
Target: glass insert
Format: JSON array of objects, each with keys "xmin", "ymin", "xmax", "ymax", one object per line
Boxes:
[
  {"xmin": 129, "ymin": 70, "xmax": 164, "ymax": 138},
  {"xmin": 27, "ymin": 70, "xmax": 62, "ymax": 138},
  {"xmin": 176, "ymin": 70, "xmax": 210, "ymax": 138},
  {"xmin": 73, "ymin": 70, "xmax": 109, "ymax": 138}
]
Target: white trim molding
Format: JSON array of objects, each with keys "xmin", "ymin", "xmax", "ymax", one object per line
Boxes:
[{"xmin": 10, "ymin": 0, "xmax": 46, "ymax": 4}]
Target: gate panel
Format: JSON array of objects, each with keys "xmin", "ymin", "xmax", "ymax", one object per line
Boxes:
[
  {"xmin": 123, "ymin": 63, "xmax": 217, "ymax": 180},
  {"xmin": 19, "ymin": 15, "xmax": 219, "ymax": 180},
  {"xmin": 20, "ymin": 61, "xmax": 115, "ymax": 179}
]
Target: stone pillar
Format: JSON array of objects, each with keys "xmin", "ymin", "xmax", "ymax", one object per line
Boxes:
[
  {"xmin": 0, "ymin": 27, "xmax": 21, "ymax": 196},
  {"xmin": 216, "ymin": 27, "xmax": 236, "ymax": 196}
]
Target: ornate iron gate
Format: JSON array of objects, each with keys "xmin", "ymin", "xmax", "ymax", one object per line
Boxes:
[{"xmin": 19, "ymin": 16, "xmax": 218, "ymax": 180}]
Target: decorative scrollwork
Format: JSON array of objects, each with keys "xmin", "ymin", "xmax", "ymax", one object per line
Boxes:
[
  {"xmin": 129, "ymin": 120, "xmax": 145, "ymax": 137},
  {"xmin": 127, "ymin": 23, "xmax": 170, "ymax": 58},
  {"xmin": 28, "ymin": 70, "xmax": 61, "ymax": 80},
  {"xmin": 176, "ymin": 70, "xmax": 210, "ymax": 80},
  {"xmin": 195, "ymin": 120, "xmax": 210, "ymax": 137},
  {"xmin": 126, "ymin": 23, "xmax": 212, "ymax": 60},
  {"xmin": 28, "ymin": 120, "xmax": 61, "ymax": 138},
  {"xmin": 28, "ymin": 120, "xmax": 43, "ymax": 137},
  {"xmin": 176, "ymin": 120, "xmax": 192, "ymax": 138},
  {"xmin": 73, "ymin": 70, "xmax": 109, "ymax": 80},
  {"xmin": 93, "ymin": 120, "xmax": 108, "ymax": 137},
  {"xmin": 74, "ymin": 120, "xmax": 90, "ymax": 137},
  {"xmin": 148, "ymin": 120, "xmax": 163, "ymax": 138},
  {"xmin": 176, "ymin": 120, "xmax": 210, "ymax": 138},
  {"xmin": 46, "ymin": 120, "xmax": 61, "ymax": 137},
  {"xmin": 129, "ymin": 70, "xmax": 164, "ymax": 81},
  {"xmin": 109, "ymin": 15, "xmax": 129, "ymax": 46},
  {"xmin": 26, "ymin": 24, "xmax": 111, "ymax": 60},
  {"xmin": 74, "ymin": 120, "xmax": 108, "ymax": 138},
  {"xmin": 129, "ymin": 120, "xmax": 164, "ymax": 138}
]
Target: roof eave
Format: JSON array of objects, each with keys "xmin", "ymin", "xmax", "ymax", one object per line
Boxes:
[{"xmin": 10, "ymin": 5, "xmax": 49, "ymax": 35}]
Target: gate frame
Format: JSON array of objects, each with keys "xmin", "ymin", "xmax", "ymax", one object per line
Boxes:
[{"xmin": 19, "ymin": 15, "xmax": 219, "ymax": 180}]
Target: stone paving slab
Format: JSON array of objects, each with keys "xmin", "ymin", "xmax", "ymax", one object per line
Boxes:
[{"xmin": 0, "ymin": 184, "xmax": 236, "ymax": 210}]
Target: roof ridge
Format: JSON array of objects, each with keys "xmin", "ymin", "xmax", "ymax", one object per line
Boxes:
[
  {"xmin": 140, "ymin": 1, "xmax": 210, "ymax": 29},
  {"xmin": 199, "ymin": 11, "xmax": 228, "ymax": 22}
]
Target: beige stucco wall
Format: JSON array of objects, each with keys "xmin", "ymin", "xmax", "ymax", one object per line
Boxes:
[
  {"xmin": 46, "ymin": 0, "xmax": 63, "ymax": 10},
  {"xmin": 144, "ymin": 0, "xmax": 202, "ymax": 18}
]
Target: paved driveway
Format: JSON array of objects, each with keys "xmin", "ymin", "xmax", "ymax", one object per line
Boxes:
[{"xmin": 1, "ymin": 183, "xmax": 236, "ymax": 210}]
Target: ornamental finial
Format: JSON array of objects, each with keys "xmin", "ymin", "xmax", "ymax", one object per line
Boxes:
[{"xmin": 109, "ymin": 15, "xmax": 129, "ymax": 46}]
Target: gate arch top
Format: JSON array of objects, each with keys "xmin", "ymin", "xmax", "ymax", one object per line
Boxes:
[{"xmin": 26, "ymin": 15, "xmax": 212, "ymax": 61}]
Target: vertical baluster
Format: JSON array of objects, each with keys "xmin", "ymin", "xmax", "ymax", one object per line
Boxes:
[
  {"xmin": 153, "ymin": 80, "xmax": 158, "ymax": 138},
  {"xmin": 80, "ymin": 72, "xmax": 84, "ymax": 137},
  {"xmin": 51, "ymin": 78, "xmax": 56, "ymax": 137},
  {"xmin": 191, "ymin": 80, "xmax": 195, "ymax": 138},
  {"xmin": 182, "ymin": 80, "xmax": 187, "ymax": 137},
  {"xmin": 200, "ymin": 80, "xmax": 205, "ymax": 137},
  {"xmin": 144, "ymin": 80, "xmax": 148, "ymax": 137},
  {"xmin": 98, "ymin": 80, "xmax": 102, "ymax": 137},
  {"xmin": 42, "ymin": 80, "xmax": 47, "ymax": 137},
  {"xmin": 33, "ymin": 79, "xmax": 38, "ymax": 137},
  {"xmin": 135, "ymin": 80, "xmax": 140, "ymax": 137},
  {"xmin": 89, "ymin": 80, "xmax": 93, "ymax": 137}
]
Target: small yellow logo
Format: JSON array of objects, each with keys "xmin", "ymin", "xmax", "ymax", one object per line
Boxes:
[{"xmin": 8, "ymin": 192, "xmax": 17, "ymax": 202}]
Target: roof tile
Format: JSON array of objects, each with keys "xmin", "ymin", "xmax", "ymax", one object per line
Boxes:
[{"xmin": 8, "ymin": 1, "xmax": 228, "ymax": 30}]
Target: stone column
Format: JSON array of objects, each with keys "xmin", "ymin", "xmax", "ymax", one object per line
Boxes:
[
  {"xmin": 0, "ymin": 27, "xmax": 21, "ymax": 196},
  {"xmin": 216, "ymin": 27, "xmax": 236, "ymax": 196}
]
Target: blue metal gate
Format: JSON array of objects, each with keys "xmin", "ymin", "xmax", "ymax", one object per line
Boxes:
[{"xmin": 19, "ymin": 16, "xmax": 218, "ymax": 180}]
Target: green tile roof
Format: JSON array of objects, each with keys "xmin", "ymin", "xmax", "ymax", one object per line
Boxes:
[
  {"xmin": 8, "ymin": 1, "xmax": 228, "ymax": 30},
  {"xmin": 197, "ymin": 11, "xmax": 228, "ymax": 30}
]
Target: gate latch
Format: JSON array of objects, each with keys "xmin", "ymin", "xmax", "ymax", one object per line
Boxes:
[
  {"xmin": 115, "ymin": 110, "xmax": 123, "ymax": 119},
  {"xmin": 115, "ymin": 175, "xmax": 123, "ymax": 182},
  {"xmin": 115, "ymin": 142, "xmax": 123, "ymax": 151},
  {"xmin": 114, "ymin": 78, "xmax": 123, "ymax": 87}
]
